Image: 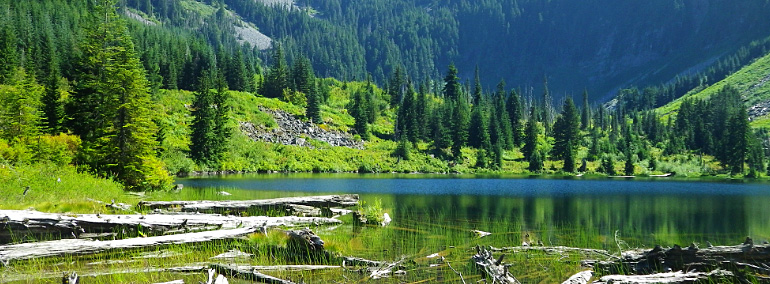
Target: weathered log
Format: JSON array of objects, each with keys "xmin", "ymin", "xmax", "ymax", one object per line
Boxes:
[
  {"xmin": 210, "ymin": 263, "xmax": 297, "ymax": 284},
  {"xmin": 560, "ymin": 270, "xmax": 593, "ymax": 284},
  {"xmin": 153, "ymin": 281, "xmax": 184, "ymax": 284},
  {"xmin": 341, "ymin": 256, "xmax": 388, "ymax": 267},
  {"xmin": 472, "ymin": 246, "xmax": 520, "ymax": 284},
  {"xmin": 0, "ymin": 226, "xmax": 260, "ymax": 263},
  {"xmin": 286, "ymin": 228, "xmax": 324, "ymax": 251},
  {"xmin": 492, "ymin": 245, "xmax": 614, "ymax": 258},
  {"xmin": 594, "ymin": 269, "xmax": 734, "ymax": 284},
  {"xmin": 62, "ymin": 272, "xmax": 79, "ymax": 284},
  {"xmin": 137, "ymin": 195, "xmax": 359, "ymax": 215},
  {"xmin": 366, "ymin": 258, "xmax": 406, "ymax": 279},
  {"xmin": 0, "ymin": 209, "xmax": 341, "ymax": 243},
  {"xmin": 595, "ymin": 241, "xmax": 770, "ymax": 276}
]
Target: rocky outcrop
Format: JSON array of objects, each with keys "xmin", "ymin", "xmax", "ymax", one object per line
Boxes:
[{"xmin": 240, "ymin": 107, "xmax": 364, "ymax": 149}]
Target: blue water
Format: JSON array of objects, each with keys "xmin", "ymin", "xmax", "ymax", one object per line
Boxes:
[{"xmin": 180, "ymin": 173, "xmax": 770, "ymax": 197}]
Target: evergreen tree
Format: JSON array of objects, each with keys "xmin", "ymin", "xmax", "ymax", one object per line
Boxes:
[
  {"xmin": 528, "ymin": 149, "xmax": 543, "ymax": 172},
  {"xmin": 349, "ymin": 90, "xmax": 370, "ymax": 139},
  {"xmin": 552, "ymin": 97, "xmax": 580, "ymax": 171},
  {"xmin": 599, "ymin": 155, "xmax": 616, "ymax": 175},
  {"xmin": 443, "ymin": 64, "xmax": 461, "ymax": 101},
  {"xmin": 581, "ymin": 89, "xmax": 591, "ymax": 130},
  {"xmin": 507, "ymin": 89, "xmax": 523, "ymax": 147},
  {"xmin": 522, "ymin": 107, "xmax": 539, "ymax": 161},
  {"xmin": 261, "ymin": 43, "xmax": 289, "ymax": 98},
  {"xmin": 388, "ymin": 67, "xmax": 405, "ymax": 107},
  {"xmin": 472, "ymin": 65, "xmax": 482, "ymax": 104},
  {"xmin": 726, "ymin": 106, "xmax": 750, "ymax": 175},
  {"xmin": 306, "ymin": 84, "xmax": 322, "ymax": 124},
  {"xmin": 212, "ymin": 71, "xmax": 231, "ymax": 162},
  {"xmin": 396, "ymin": 82, "xmax": 418, "ymax": 142},
  {"xmin": 292, "ymin": 56, "xmax": 315, "ymax": 95},
  {"xmin": 0, "ymin": 21, "xmax": 18, "ymax": 83},
  {"xmin": 451, "ymin": 91, "xmax": 471, "ymax": 161},
  {"xmin": 190, "ymin": 71, "xmax": 216, "ymax": 165},
  {"xmin": 41, "ymin": 71, "xmax": 63, "ymax": 134},
  {"xmin": 624, "ymin": 150, "xmax": 635, "ymax": 176},
  {"xmin": 0, "ymin": 68, "xmax": 42, "ymax": 142},
  {"xmin": 66, "ymin": 0, "xmax": 168, "ymax": 190},
  {"xmin": 468, "ymin": 99, "xmax": 489, "ymax": 148},
  {"xmin": 747, "ymin": 133, "xmax": 764, "ymax": 178}
]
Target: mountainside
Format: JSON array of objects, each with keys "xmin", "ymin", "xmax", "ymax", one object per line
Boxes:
[
  {"xmin": 657, "ymin": 51, "xmax": 770, "ymax": 128},
  {"xmin": 196, "ymin": 0, "xmax": 770, "ymax": 101}
]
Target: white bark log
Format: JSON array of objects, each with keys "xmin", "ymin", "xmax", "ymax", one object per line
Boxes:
[
  {"xmin": 137, "ymin": 195, "xmax": 359, "ymax": 214},
  {"xmin": 594, "ymin": 270, "xmax": 733, "ymax": 284},
  {"xmin": 0, "ymin": 227, "xmax": 259, "ymax": 263},
  {"xmin": 560, "ymin": 270, "xmax": 593, "ymax": 284},
  {"xmin": 0, "ymin": 209, "xmax": 341, "ymax": 243}
]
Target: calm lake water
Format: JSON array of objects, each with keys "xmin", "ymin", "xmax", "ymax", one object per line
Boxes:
[{"xmin": 180, "ymin": 174, "xmax": 770, "ymax": 249}]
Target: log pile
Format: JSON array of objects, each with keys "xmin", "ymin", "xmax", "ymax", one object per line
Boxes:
[{"xmin": 0, "ymin": 209, "xmax": 341, "ymax": 244}]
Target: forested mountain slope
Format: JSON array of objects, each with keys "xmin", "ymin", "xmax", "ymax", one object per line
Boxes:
[
  {"xmin": 114, "ymin": 0, "xmax": 770, "ymax": 102},
  {"xmin": 657, "ymin": 51, "xmax": 770, "ymax": 128}
]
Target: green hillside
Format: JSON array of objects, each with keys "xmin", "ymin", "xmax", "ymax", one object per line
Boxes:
[{"xmin": 657, "ymin": 51, "xmax": 770, "ymax": 128}]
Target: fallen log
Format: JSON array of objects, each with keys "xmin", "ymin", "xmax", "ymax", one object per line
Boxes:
[
  {"xmin": 210, "ymin": 263, "xmax": 297, "ymax": 284},
  {"xmin": 595, "ymin": 239, "xmax": 770, "ymax": 276},
  {"xmin": 594, "ymin": 269, "xmax": 734, "ymax": 284},
  {"xmin": 0, "ymin": 226, "xmax": 260, "ymax": 263},
  {"xmin": 492, "ymin": 245, "xmax": 614, "ymax": 258},
  {"xmin": 472, "ymin": 246, "xmax": 520, "ymax": 284},
  {"xmin": 560, "ymin": 270, "xmax": 593, "ymax": 284},
  {"xmin": 153, "ymin": 281, "xmax": 184, "ymax": 284},
  {"xmin": 0, "ymin": 210, "xmax": 341, "ymax": 243},
  {"xmin": 137, "ymin": 195, "xmax": 359, "ymax": 215}
]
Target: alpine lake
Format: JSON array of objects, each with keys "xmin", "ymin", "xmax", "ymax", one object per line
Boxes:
[{"xmin": 6, "ymin": 174, "xmax": 770, "ymax": 283}]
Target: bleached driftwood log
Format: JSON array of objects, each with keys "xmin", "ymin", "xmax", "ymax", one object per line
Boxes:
[
  {"xmin": 560, "ymin": 270, "xmax": 593, "ymax": 284},
  {"xmin": 472, "ymin": 246, "xmax": 520, "ymax": 284},
  {"xmin": 593, "ymin": 270, "xmax": 733, "ymax": 284},
  {"xmin": 0, "ymin": 209, "xmax": 341, "ymax": 243},
  {"xmin": 210, "ymin": 263, "xmax": 298, "ymax": 284},
  {"xmin": 0, "ymin": 226, "xmax": 260, "ymax": 263},
  {"xmin": 595, "ymin": 239, "xmax": 770, "ymax": 275},
  {"xmin": 492, "ymin": 245, "xmax": 614, "ymax": 258},
  {"xmin": 137, "ymin": 195, "xmax": 359, "ymax": 215}
]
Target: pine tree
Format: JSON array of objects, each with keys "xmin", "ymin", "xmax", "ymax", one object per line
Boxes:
[
  {"xmin": 600, "ymin": 155, "xmax": 616, "ymax": 175},
  {"xmin": 66, "ymin": 0, "xmax": 168, "ymax": 190},
  {"xmin": 624, "ymin": 150, "xmax": 635, "ymax": 176},
  {"xmin": 306, "ymin": 83, "xmax": 322, "ymax": 124},
  {"xmin": 552, "ymin": 97, "xmax": 580, "ymax": 171},
  {"xmin": 261, "ymin": 43, "xmax": 289, "ymax": 98},
  {"xmin": 212, "ymin": 71, "xmax": 231, "ymax": 163},
  {"xmin": 451, "ymin": 92, "xmax": 471, "ymax": 161},
  {"xmin": 726, "ymin": 106, "xmax": 750, "ymax": 175},
  {"xmin": 507, "ymin": 89, "xmax": 523, "ymax": 147},
  {"xmin": 0, "ymin": 68, "xmax": 42, "ymax": 142},
  {"xmin": 581, "ymin": 89, "xmax": 591, "ymax": 130},
  {"xmin": 388, "ymin": 67, "xmax": 405, "ymax": 107},
  {"xmin": 292, "ymin": 56, "xmax": 315, "ymax": 95},
  {"xmin": 443, "ymin": 64, "xmax": 461, "ymax": 101},
  {"xmin": 473, "ymin": 65, "xmax": 482, "ymax": 104},
  {"xmin": 522, "ymin": 107, "xmax": 539, "ymax": 161},
  {"xmin": 528, "ymin": 149, "xmax": 543, "ymax": 173},
  {"xmin": 349, "ymin": 90, "xmax": 369, "ymax": 140},
  {"xmin": 468, "ymin": 100, "xmax": 489, "ymax": 148},
  {"xmin": 41, "ymin": 71, "xmax": 63, "ymax": 134},
  {"xmin": 0, "ymin": 21, "xmax": 18, "ymax": 83}
]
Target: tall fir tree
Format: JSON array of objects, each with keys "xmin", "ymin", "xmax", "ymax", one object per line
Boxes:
[
  {"xmin": 261, "ymin": 42, "xmax": 289, "ymax": 98},
  {"xmin": 451, "ymin": 91, "xmax": 471, "ymax": 161},
  {"xmin": 522, "ymin": 107, "xmax": 539, "ymax": 161},
  {"xmin": 443, "ymin": 64, "xmax": 461, "ymax": 101},
  {"xmin": 726, "ymin": 106, "xmax": 750, "ymax": 175},
  {"xmin": 66, "ymin": 0, "xmax": 169, "ymax": 190},
  {"xmin": 581, "ymin": 89, "xmax": 591, "ymax": 130},
  {"xmin": 190, "ymin": 71, "xmax": 216, "ymax": 165},
  {"xmin": 507, "ymin": 89, "xmax": 523, "ymax": 147},
  {"xmin": 472, "ymin": 65, "xmax": 482, "ymax": 104},
  {"xmin": 41, "ymin": 70, "xmax": 63, "ymax": 134},
  {"xmin": 552, "ymin": 97, "xmax": 580, "ymax": 170},
  {"xmin": 0, "ymin": 68, "xmax": 42, "ymax": 142}
]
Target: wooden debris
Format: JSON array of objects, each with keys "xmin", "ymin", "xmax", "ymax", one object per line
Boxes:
[
  {"xmin": 137, "ymin": 194, "xmax": 359, "ymax": 214},
  {"xmin": 595, "ymin": 241, "xmax": 770, "ymax": 275},
  {"xmin": 472, "ymin": 246, "xmax": 520, "ymax": 284},
  {"xmin": 472, "ymin": 230, "xmax": 492, "ymax": 238},
  {"xmin": 62, "ymin": 272, "xmax": 79, "ymax": 284},
  {"xmin": 211, "ymin": 249, "xmax": 252, "ymax": 260},
  {"xmin": 367, "ymin": 258, "xmax": 406, "ymax": 279},
  {"xmin": 593, "ymin": 270, "xmax": 733, "ymax": 284},
  {"xmin": 492, "ymin": 245, "xmax": 613, "ymax": 258},
  {"xmin": 286, "ymin": 228, "xmax": 324, "ymax": 251},
  {"xmin": 210, "ymin": 263, "xmax": 297, "ymax": 284},
  {"xmin": 0, "ymin": 227, "xmax": 260, "ymax": 263},
  {"xmin": 341, "ymin": 256, "xmax": 388, "ymax": 267},
  {"xmin": 153, "ymin": 281, "xmax": 184, "ymax": 284},
  {"xmin": 560, "ymin": 270, "xmax": 592, "ymax": 284},
  {"xmin": 0, "ymin": 209, "xmax": 341, "ymax": 243}
]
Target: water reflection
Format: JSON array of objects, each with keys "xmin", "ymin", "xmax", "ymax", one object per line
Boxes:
[{"xmin": 181, "ymin": 174, "xmax": 770, "ymax": 247}]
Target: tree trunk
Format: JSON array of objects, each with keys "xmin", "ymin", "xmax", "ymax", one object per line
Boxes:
[
  {"xmin": 137, "ymin": 194, "xmax": 359, "ymax": 215},
  {"xmin": 0, "ymin": 226, "xmax": 260, "ymax": 263},
  {"xmin": 0, "ymin": 209, "xmax": 341, "ymax": 244}
]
